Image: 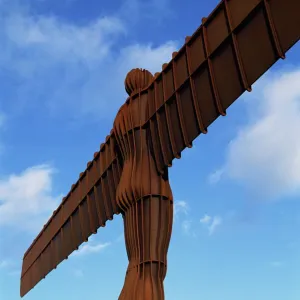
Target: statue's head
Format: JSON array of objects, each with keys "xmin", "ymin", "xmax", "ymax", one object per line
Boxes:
[{"xmin": 125, "ymin": 68, "xmax": 154, "ymax": 96}]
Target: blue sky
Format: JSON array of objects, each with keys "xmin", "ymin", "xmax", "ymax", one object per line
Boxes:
[{"xmin": 0, "ymin": 0, "xmax": 299, "ymax": 299}]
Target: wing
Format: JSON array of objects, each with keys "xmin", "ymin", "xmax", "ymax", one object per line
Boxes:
[
  {"xmin": 20, "ymin": 130, "xmax": 123, "ymax": 297},
  {"xmin": 142, "ymin": 0, "xmax": 299, "ymax": 174}
]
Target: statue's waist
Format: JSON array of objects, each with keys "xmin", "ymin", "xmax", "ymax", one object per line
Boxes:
[{"xmin": 116, "ymin": 159, "xmax": 173, "ymax": 209}]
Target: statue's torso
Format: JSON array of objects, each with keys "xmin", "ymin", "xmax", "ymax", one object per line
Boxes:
[{"xmin": 113, "ymin": 92, "xmax": 173, "ymax": 211}]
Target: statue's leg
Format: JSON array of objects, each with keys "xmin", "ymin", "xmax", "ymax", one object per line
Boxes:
[{"xmin": 119, "ymin": 195, "xmax": 173, "ymax": 300}]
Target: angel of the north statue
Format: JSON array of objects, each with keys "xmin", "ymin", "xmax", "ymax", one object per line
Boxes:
[{"xmin": 20, "ymin": 0, "xmax": 299, "ymax": 299}]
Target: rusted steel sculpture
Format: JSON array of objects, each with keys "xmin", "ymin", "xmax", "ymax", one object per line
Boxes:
[{"xmin": 20, "ymin": 0, "xmax": 299, "ymax": 299}]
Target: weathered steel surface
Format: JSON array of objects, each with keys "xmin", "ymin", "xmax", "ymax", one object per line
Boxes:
[
  {"xmin": 115, "ymin": 69, "xmax": 173, "ymax": 299},
  {"xmin": 20, "ymin": 0, "xmax": 299, "ymax": 298},
  {"xmin": 20, "ymin": 134, "xmax": 123, "ymax": 297},
  {"xmin": 138, "ymin": 0, "xmax": 300, "ymax": 174}
]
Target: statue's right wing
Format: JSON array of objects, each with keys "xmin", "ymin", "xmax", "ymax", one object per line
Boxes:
[
  {"xmin": 20, "ymin": 130, "xmax": 123, "ymax": 297},
  {"xmin": 142, "ymin": 0, "xmax": 299, "ymax": 174}
]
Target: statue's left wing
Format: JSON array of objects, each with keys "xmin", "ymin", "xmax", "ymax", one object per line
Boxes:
[{"xmin": 20, "ymin": 130, "xmax": 123, "ymax": 297}]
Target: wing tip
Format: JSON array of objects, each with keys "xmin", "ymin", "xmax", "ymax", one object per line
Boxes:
[{"xmin": 20, "ymin": 281, "xmax": 26, "ymax": 298}]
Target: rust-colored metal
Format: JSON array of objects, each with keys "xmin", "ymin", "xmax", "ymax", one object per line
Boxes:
[
  {"xmin": 115, "ymin": 71, "xmax": 173, "ymax": 299},
  {"xmin": 20, "ymin": 0, "xmax": 299, "ymax": 298}
]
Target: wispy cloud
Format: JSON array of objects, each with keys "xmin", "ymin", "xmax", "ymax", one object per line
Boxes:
[
  {"xmin": 208, "ymin": 68, "xmax": 300, "ymax": 200},
  {"xmin": 208, "ymin": 169, "xmax": 224, "ymax": 185},
  {"xmin": 174, "ymin": 200, "xmax": 189, "ymax": 218},
  {"xmin": 200, "ymin": 214, "xmax": 223, "ymax": 236},
  {"xmin": 4, "ymin": 13, "xmax": 125, "ymax": 64},
  {"xmin": 73, "ymin": 242, "xmax": 111, "ymax": 256},
  {"xmin": 181, "ymin": 220, "xmax": 191, "ymax": 234},
  {"xmin": 181, "ymin": 220, "xmax": 197, "ymax": 237},
  {"xmin": 200, "ymin": 214, "xmax": 211, "ymax": 224},
  {"xmin": 174, "ymin": 200, "xmax": 197, "ymax": 236},
  {"xmin": 0, "ymin": 164, "xmax": 61, "ymax": 232},
  {"xmin": 208, "ymin": 216, "xmax": 222, "ymax": 236},
  {"xmin": 0, "ymin": 0, "xmax": 178, "ymax": 122}
]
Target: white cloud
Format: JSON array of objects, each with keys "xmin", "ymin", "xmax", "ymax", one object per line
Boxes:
[
  {"xmin": 208, "ymin": 169, "xmax": 224, "ymax": 185},
  {"xmin": 4, "ymin": 12, "xmax": 125, "ymax": 66},
  {"xmin": 209, "ymin": 68, "xmax": 300, "ymax": 200},
  {"xmin": 173, "ymin": 201, "xmax": 197, "ymax": 236},
  {"xmin": 200, "ymin": 214, "xmax": 211, "ymax": 224},
  {"xmin": 174, "ymin": 200, "xmax": 189, "ymax": 218},
  {"xmin": 118, "ymin": 42, "xmax": 177, "ymax": 75},
  {"xmin": 73, "ymin": 241, "xmax": 111, "ymax": 256},
  {"xmin": 200, "ymin": 214, "xmax": 222, "ymax": 236},
  {"xmin": 208, "ymin": 216, "xmax": 222, "ymax": 236},
  {"xmin": 0, "ymin": 164, "xmax": 61, "ymax": 232},
  {"xmin": 181, "ymin": 220, "xmax": 191, "ymax": 234},
  {"xmin": 181, "ymin": 220, "xmax": 196, "ymax": 237},
  {"xmin": 0, "ymin": 1, "xmax": 178, "ymax": 122},
  {"xmin": 174, "ymin": 201, "xmax": 191, "ymax": 232}
]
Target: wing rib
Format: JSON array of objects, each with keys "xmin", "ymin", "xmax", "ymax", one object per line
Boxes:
[
  {"xmin": 20, "ymin": 131, "xmax": 122, "ymax": 297},
  {"xmin": 139, "ymin": 0, "xmax": 299, "ymax": 173}
]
